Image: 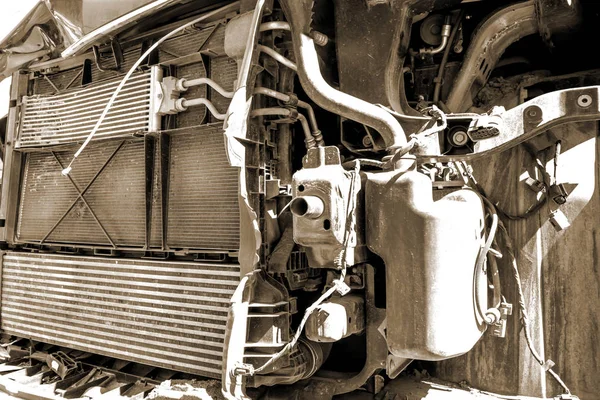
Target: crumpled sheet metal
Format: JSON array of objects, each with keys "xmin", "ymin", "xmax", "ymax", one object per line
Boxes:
[{"xmin": 0, "ymin": 0, "xmax": 155, "ymax": 80}]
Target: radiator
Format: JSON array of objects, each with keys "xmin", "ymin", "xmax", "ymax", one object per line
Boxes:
[
  {"xmin": 0, "ymin": 251, "xmax": 240, "ymax": 378},
  {"xmin": 17, "ymin": 67, "xmax": 161, "ymax": 148},
  {"xmin": 17, "ymin": 140, "xmax": 148, "ymax": 247},
  {"xmin": 16, "ymin": 127, "xmax": 240, "ymax": 252},
  {"xmin": 167, "ymin": 127, "xmax": 240, "ymax": 250}
]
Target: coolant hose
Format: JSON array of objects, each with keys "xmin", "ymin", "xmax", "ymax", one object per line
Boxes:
[{"xmin": 280, "ymin": 0, "xmax": 407, "ymax": 153}]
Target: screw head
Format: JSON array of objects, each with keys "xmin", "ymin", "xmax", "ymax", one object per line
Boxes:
[{"xmin": 577, "ymin": 94, "xmax": 592, "ymax": 108}]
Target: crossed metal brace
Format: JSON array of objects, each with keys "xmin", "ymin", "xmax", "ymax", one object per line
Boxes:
[{"xmin": 40, "ymin": 141, "xmax": 126, "ymax": 247}]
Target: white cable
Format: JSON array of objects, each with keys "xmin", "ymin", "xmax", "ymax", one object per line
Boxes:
[
  {"xmin": 252, "ymin": 162, "xmax": 360, "ymax": 375},
  {"xmin": 61, "ymin": 1, "xmax": 240, "ymax": 176},
  {"xmin": 252, "ymin": 271, "xmax": 345, "ymax": 374}
]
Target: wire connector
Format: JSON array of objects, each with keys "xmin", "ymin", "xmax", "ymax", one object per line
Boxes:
[
  {"xmin": 525, "ymin": 177, "xmax": 545, "ymax": 193},
  {"xmin": 490, "ymin": 301, "xmax": 512, "ymax": 338},
  {"xmin": 549, "ymin": 209, "xmax": 570, "ymax": 231},
  {"xmin": 233, "ymin": 362, "xmax": 255, "ymax": 376},
  {"xmin": 334, "ymin": 279, "xmax": 351, "ymax": 296}
]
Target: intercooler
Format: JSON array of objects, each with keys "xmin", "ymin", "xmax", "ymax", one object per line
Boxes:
[
  {"xmin": 0, "ymin": 251, "xmax": 239, "ymax": 378},
  {"xmin": 17, "ymin": 67, "xmax": 161, "ymax": 148}
]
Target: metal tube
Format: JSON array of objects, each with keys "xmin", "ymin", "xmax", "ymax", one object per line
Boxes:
[
  {"xmin": 250, "ymin": 107, "xmax": 316, "ymax": 148},
  {"xmin": 419, "ymin": 23, "xmax": 450, "ymax": 55},
  {"xmin": 254, "ymin": 87, "xmax": 323, "ymax": 145},
  {"xmin": 254, "ymin": 86, "xmax": 288, "ymax": 102},
  {"xmin": 259, "ymin": 21, "xmax": 291, "ymax": 32},
  {"xmin": 176, "ymin": 98, "xmax": 226, "ymax": 120},
  {"xmin": 179, "ymin": 77, "xmax": 233, "ymax": 98},
  {"xmin": 433, "ymin": 11, "xmax": 465, "ymax": 103},
  {"xmin": 280, "ymin": 0, "xmax": 407, "ymax": 151},
  {"xmin": 258, "ymin": 45, "xmax": 297, "ymax": 71},
  {"xmin": 290, "ymin": 196, "xmax": 324, "ymax": 219}
]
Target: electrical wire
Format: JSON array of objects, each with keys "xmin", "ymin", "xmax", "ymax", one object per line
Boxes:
[
  {"xmin": 473, "ymin": 206, "xmax": 500, "ymax": 324},
  {"xmin": 459, "ymin": 160, "xmax": 549, "ymax": 221},
  {"xmin": 465, "ymin": 180, "xmax": 573, "ymax": 396},
  {"xmin": 252, "ymin": 161, "xmax": 361, "ymax": 376},
  {"xmin": 496, "ymin": 219, "xmax": 573, "ymax": 396},
  {"xmin": 252, "ymin": 274, "xmax": 343, "ymax": 374},
  {"xmin": 383, "ymin": 105, "xmax": 446, "ymax": 168},
  {"xmin": 342, "ymin": 158, "xmax": 386, "ymax": 169},
  {"xmin": 376, "ymin": 104, "xmax": 432, "ymax": 121},
  {"xmin": 60, "ymin": 1, "xmax": 240, "ymax": 176}
]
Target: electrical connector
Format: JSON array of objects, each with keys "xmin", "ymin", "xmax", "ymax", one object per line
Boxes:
[{"xmin": 549, "ymin": 209, "xmax": 570, "ymax": 231}]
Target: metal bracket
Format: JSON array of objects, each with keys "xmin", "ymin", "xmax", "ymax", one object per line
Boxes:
[
  {"xmin": 426, "ymin": 85, "xmax": 600, "ymax": 161},
  {"xmin": 92, "ymin": 39, "xmax": 123, "ymax": 72}
]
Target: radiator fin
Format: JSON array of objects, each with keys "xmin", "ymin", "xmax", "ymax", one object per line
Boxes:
[
  {"xmin": 17, "ymin": 126, "xmax": 240, "ymax": 252},
  {"xmin": 17, "ymin": 140, "xmax": 147, "ymax": 247},
  {"xmin": 167, "ymin": 128, "xmax": 240, "ymax": 251},
  {"xmin": 0, "ymin": 252, "xmax": 239, "ymax": 378}
]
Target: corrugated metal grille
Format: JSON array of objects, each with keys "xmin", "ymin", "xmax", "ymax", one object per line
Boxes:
[
  {"xmin": 0, "ymin": 251, "xmax": 239, "ymax": 378},
  {"xmin": 168, "ymin": 127, "xmax": 240, "ymax": 250},
  {"xmin": 16, "ymin": 140, "xmax": 147, "ymax": 247},
  {"xmin": 18, "ymin": 71, "xmax": 153, "ymax": 148}
]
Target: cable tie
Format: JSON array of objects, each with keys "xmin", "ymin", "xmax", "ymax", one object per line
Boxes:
[
  {"xmin": 334, "ymin": 279, "xmax": 351, "ymax": 296},
  {"xmin": 544, "ymin": 359, "xmax": 556, "ymax": 371}
]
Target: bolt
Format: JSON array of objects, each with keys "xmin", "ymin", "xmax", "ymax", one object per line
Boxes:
[
  {"xmin": 362, "ymin": 136, "xmax": 372, "ymax": 147},
  {"xmin": 577, "ymin": 94, "xmax": 592, "ymax": 108},
  {"xmin": 524, "ymin": 105, "xmax": 543, "ymax": 124},
  {"xmin": 451, "ymin": 130, "xmax": 469, "ymax": 146}
]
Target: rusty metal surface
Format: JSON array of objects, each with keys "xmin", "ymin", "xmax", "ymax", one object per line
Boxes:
[{"xmin": 0, "ymin": 251, "xmax": 240, "ymax": 379}]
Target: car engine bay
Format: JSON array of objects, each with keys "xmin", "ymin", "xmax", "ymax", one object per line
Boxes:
[{"xmin": 0, "ymin": 0, "xmax": 597, "ymax": 399}]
